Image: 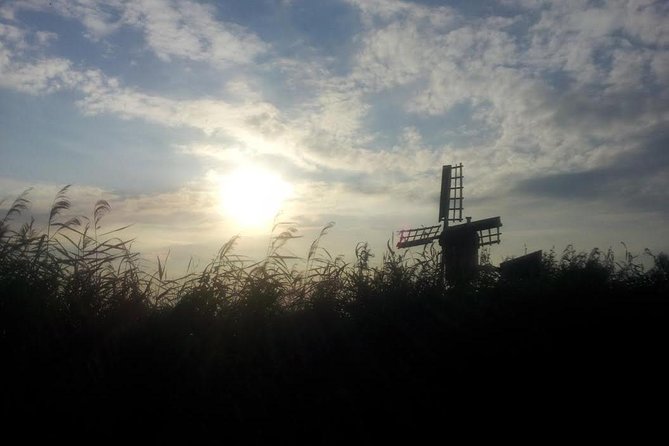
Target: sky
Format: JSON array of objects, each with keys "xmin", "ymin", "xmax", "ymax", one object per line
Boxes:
[{"xmin": 1, "ymin": 0, "xmax": 668, "ymax": 274}]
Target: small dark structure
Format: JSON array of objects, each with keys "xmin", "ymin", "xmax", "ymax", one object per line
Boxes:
[
  {"xmin": 500, "ymin": 250, "xmax": 543, "ymax": 281},
  {"xmin": 396, "ymin": 164, "xmax": 502, "ymax": 286}
]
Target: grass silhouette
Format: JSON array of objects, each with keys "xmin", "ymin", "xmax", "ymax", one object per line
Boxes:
[{"xmin": 1, "ymin": 188, "xmax": 667, "ymax": 440}]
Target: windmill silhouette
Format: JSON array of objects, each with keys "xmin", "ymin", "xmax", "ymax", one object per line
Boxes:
[{"xmin": 396, "ymin": 164, "xmax": 502, "ymax": 285}]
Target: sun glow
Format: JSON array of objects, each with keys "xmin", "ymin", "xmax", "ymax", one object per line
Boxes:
[{"xmin": 217, "ymin": 165, "xmax": 292, "ymax": 230}]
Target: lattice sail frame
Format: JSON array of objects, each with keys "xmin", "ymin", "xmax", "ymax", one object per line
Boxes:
[
  {"xmin": 396, "ymin": 224, "xmax": 441, "ymax": 249},
  {"xmin": 475, "ymin": 220, "xmax": 502, "ymax": 246},
  {"xmin": 439, "ymin": 163, "xmax": 464, "ymax": 225},
  {"xmin": 443, "ymin": 217, "xmax": 503, "ymax": 247},
  {"xmin": 477, "ymin": 225, "xmax": 502, "ymax": 246}
]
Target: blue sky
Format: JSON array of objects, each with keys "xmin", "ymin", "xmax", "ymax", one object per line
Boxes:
[{"xmin": 1, "ymin": 0, "xmax": 668, "ymax": 272}]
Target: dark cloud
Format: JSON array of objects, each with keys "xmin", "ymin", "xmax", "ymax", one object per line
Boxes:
[
  {"xmin": 517, "ymin": 168, "xmax": 614, "ymax": 199},
  {"xmin": 551, "ymin": 90, "xmax": 668, "ymax": 132},
  {"xmin": 515, "ymin": 124, "xmax": 669, "ymax": 214}
]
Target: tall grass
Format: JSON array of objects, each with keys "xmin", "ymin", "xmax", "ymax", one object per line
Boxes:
[{"xmin": 1, "ymin": 188, "xmax": 667, "ymax": 439}]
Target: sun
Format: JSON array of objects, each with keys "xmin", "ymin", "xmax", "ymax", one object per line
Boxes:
[{"xmin": 217, "ymin": 165, "xmax": 292, "ymax": 230}]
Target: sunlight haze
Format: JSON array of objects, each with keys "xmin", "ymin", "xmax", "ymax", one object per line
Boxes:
[{"xmin": 217, "ymin": 165, "xmax": 293, "ymax": 232}]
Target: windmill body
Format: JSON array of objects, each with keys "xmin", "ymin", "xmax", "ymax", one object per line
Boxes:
[{"xmin": 397, "ymin": 164, "xmax": 502, "ymax": 285}]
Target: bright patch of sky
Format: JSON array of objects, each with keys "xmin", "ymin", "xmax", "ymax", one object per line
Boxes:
[{"xmin": 1, "ymin": 0, "xmax": 668, "ymax": 272}]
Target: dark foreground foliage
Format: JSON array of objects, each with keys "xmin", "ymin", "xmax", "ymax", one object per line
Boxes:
[{"xmin": 1, "ymin": 189, "xmax": 668, "ymax": 441}]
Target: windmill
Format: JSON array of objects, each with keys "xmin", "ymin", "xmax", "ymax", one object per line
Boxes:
[{"xmin": 396, "ymin": 164, "xmax": 502, "ymax": 285}]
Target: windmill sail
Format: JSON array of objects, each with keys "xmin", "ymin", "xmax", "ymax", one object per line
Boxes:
[
  {"xmin": 438, "ymin": 165, "xmax": 451, "ymax": 223},
  {"xmin": 396, "ymin": 224, "xmax": 441, "ymax": 248},
  {"xmin": 439, "ymin": 164, "xmax": 463, "ymax": 224},
  {"xmin": 443, "ymin": 216, "xmax": 502, "ymax": 246}
]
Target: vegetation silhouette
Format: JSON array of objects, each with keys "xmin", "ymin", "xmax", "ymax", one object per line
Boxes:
[{"xmin": 1, "ymin": 188, "xmax": 667, "ymax": 440}]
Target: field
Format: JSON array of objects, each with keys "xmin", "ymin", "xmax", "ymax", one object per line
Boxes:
[{"xmin": 1, "ymin": 188, "xmax": 667, "ymax": 441}]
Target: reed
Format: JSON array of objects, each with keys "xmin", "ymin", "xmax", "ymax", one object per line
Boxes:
[{"xmin": 1, "ymin": 187, "xmax": 667, "ymax": 439}]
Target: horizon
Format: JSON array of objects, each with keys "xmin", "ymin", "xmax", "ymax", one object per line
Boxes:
[{"xmin": 2, "ymin": 0, "xmax": 668, "ymax": 273}]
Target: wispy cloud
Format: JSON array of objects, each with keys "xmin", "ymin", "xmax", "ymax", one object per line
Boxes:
[
  {"xmin": 122, "ymin": 0, "xmax": 268, "ymax": 66},
  {"xmin": 2, "ymin": 0, "xmax": 268, "ymax": 65}
]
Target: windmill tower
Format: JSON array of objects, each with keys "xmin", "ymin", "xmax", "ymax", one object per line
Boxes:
[{"xmin": 396, "ymin": 164, "xmax": 502, "ymax": 285}]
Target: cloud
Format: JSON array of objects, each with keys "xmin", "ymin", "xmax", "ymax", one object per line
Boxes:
[
  {"xmin": 345, "ymin": 0, "xmax": 666, "ymax": 175},
  {"xmin": 0, "ymin": 0, "xmax": 126, "ymax": 37},
  {"xmin": 0, "ymin": 56, "xmax": 72, "ymax": 94},
  {"xmin": 123, "ymin": 0, "xmax": 268, "ymax": 66},
  {"xmin": 0, "ymin": 23, "xmax": 298, "ymax": 164},
  {"xmin": 0, "ymin": 21, "xmax": 118, "ymax": 94},
  {"xmin": 251, "ymin": 0, "xmax": 669, "ymax": 218},
  {"xmin": 2, "ymin": 0, "xmax": 268, "ymax": 67},
  {"xmin": 0, "ymin": 26, "xmax": 75, "ymax": 94},
  {"xmin": 515, "ymin": 122, "xmax": 669, "ymax": 215},
  {"xmin": 2, "ymin": 0, "xmax": 668, "ymax": 261},
  {"xmin": 345, "ymin": 0, "xmax": 456, "ymax": 25}
]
